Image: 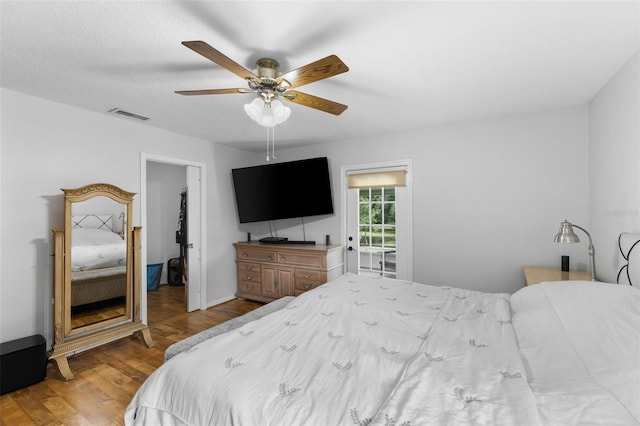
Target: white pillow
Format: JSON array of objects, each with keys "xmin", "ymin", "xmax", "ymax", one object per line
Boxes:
[
  {"xmin": 72, "ymin": 228, "xmax": 122, "ymax": 245},
  {"xmin": 511, "ymin": 281, "xmax": 640, "ymax": 424}
]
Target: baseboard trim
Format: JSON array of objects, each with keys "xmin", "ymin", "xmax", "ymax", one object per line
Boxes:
[{"xmin": 206, "ymin": 294, "xmax": 237, "ymax": 309}]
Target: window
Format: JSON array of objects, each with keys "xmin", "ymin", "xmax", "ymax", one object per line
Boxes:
[{"xmin": 358, "ymin": 186, "xmax": 397, "ymax": 278}]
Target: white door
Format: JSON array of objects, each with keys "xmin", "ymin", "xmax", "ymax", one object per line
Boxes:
[
  {"xmin": 344, "ymin": 162, "xmax": 412, "ymax": 280},
  {"xmin": 186, "ymin": 166, "xmax": 201, "ymax": 312}
]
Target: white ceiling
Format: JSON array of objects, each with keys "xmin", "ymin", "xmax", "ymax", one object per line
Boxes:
[{"xmin": 1, "ymin": 1, "xmax": 638, "ymax": 151}]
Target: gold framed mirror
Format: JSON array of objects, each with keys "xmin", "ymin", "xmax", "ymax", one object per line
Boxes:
[{"xmin": 50, "ymin": 183, "xmax": 153, "ymax": 380}]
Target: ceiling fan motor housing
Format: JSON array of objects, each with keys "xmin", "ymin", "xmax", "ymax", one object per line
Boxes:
[
  {"xmin": 252, "ymin": 58, "xmax": 285, "ymax": 104},
  {"xmin": 255, "ymin": 58, "xmax": 280, "ymax": 79}
]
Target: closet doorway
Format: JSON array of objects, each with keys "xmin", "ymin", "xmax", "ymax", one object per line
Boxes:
[{"xmin": 140, "ymin": 153, "xmax": 207, "ymax": 323}]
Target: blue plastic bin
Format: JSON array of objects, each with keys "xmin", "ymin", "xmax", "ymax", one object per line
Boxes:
[{"xmin": 147, "ymin": 263, "xmax": 163, "ymax": 291}]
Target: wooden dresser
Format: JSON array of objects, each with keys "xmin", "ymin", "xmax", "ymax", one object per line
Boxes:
[{"xmin": 233, "ymin": 242, "xmax": 344, "ymax": 303}]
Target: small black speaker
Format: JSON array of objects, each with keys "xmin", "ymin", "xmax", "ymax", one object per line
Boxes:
[
  {"xmin": 325, "ymin": 235, "xmax": 331, "ymax": 246},
  {"xmin": 247, "ymin": 232, "xmax": 251, "ymax": 242},
  {"xmin": 1, "ymin": 335, "xmax": 47, "ymax": 395},
  {"xmin": 561, "ymin": 255, "xmax": 570, "ymax": 272}
]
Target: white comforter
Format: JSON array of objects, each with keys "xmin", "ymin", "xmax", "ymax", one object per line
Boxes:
[
  {"xmin": 71, "ymin": 228, "xmax": 126, "ymax": 271},
  {"xmin": 126, "ymin": 274, "xmax": 540, "ymax": 425}
]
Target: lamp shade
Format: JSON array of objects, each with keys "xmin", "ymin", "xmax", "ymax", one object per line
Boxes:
[
  {"xmin": 554, "ymin": 220, "xmax": 580, "ymax": 243},
  {"xmin": 244, "ymin": 98, "xmax": 290, "ymax": 128},
  {"xmin": 271, "ymin": 100, "xmax": 290, "ymax": 125},
  {"xmin": 243, "ymin": 98, "xmax": 264, "ymax": 124}
]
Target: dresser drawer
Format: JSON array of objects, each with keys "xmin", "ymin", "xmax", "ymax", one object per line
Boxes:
[
  {"xmin": 294, "ymin": 269, "xmax": 324, "ymax": 282},
  {"xmin": 277, "ymin": 252, "xmax": 324, "ymax": 268},
  {"xmin": 294, "ymin": 268, "xmax": 325, "ymax": 292},
  {"xmin": 237, "ymin": 269, "xmax": 261, "ymax": 283},
  {"xmin": 238, "ymin": 261, "xmax": 261, "ymax": 274},
  {"xmin": 237, "ymin": 280, "xmax": 261, "ymax": 297},
  {"xmin": 294, "ymin": 281, "xmax": 323, "ymax": 292},
  {"xmin": 237, "ymin": 248, "xmax": 276, "ymax": 263}
]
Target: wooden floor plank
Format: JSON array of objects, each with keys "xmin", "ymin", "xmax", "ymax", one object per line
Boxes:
[
  {"xmin": 0, "ymin": 395, "xmax": 33, "ymax": 425},
  {"xmin": 0, "ymin": 285, "xmax": 263, "ymax": 425}
]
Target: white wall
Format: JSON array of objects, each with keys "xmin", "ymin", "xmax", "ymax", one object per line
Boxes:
[
  {"xmin": 2, "ymin": 48, "xmax": 634, "ymax": 346},
  {"xmin": 206, "ymin": 142, "xmax": 262, "ymax": 306},
  {"xmin": 257, "ymin": 105, "xmax": 591, "ymax": 294},
  {"xmin": 146, "ymin": 162, "xmax": 185, "ymax": 285},
  {"xmin": 589, "ymin": 50, "xmax": 640, "ymax": 283},
  {"xmin": 0, "ymin": 88, "xmax": 253, "ymax": 345}
]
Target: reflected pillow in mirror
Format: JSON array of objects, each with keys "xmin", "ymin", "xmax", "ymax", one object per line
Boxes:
[{"xmin": 72, "ymin": 228, "xmax": 123, "ymax": 245}]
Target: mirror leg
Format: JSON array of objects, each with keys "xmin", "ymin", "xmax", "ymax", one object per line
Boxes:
[
  {"xmin": 139, "ymin": 326, "xmax": 155, "ymax": 348},
  {"xmin": 51, "ymin": 356, "xmax": 75, "ymax": 381}
]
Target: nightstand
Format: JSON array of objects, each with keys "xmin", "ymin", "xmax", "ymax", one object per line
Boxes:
[{"xmin": 523, "ymin": 266, "xmax": 592, "ymax": 286}]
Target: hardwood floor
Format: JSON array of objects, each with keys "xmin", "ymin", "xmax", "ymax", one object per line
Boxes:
[
  {"xmin": 70, "ymin": 298, "xmax": 126, "ymax": 329},
  {"xmin": 0, "ymin": 285, "xmax": 263, "ymax": 425}
]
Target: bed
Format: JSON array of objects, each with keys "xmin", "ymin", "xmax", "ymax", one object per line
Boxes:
[
  {"xmin": 70, "ymin": 214, "xmax": 127, "ymax": 307},
  {"xmin": 125, "ymin": 236, "xmax": 640, "ymax": 425}
]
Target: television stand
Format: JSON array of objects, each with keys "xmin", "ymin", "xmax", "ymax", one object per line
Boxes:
[
  {"xmin": 234, "ymin": 242, "xmax": 344, "ymax": 303},
  {"xmin": 259, "ymin": 236, "xmax": 288, "ymax": 244}
]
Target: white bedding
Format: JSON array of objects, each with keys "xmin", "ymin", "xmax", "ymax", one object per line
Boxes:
[
  {"xmin": 126, "ymin": 274, "xmax": 540, "ymax": 425},
  {"xmin": 511, "ymin": 281, "xmax": 640, "ymax": 425},
  {"xmin": 71, "ymin": 228, "xmax": 126, "ymax": 272}
]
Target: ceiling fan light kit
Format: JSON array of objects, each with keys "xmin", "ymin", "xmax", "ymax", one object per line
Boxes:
[{"xmin": 244, "ymin": 98, "xmax": 291, "ymax": 128}]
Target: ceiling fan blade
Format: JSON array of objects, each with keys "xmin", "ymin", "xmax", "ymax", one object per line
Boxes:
[
  {"xmin": 277, "ymin": 55, "xmax": 349, "ymax": 89},
  {"xmin": 175, "ymin": 88, "xmax": 252, "ymax": 96},
  {"xmin": 283, "ymin": 90, "xmax": 348, "ymax": 115},
  {"xmin": 182, "ymin": 40, "xmax": 258, "ymax": 81}
]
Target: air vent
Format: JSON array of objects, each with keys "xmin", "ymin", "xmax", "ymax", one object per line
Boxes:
[{"xmin": 108, "ymin": 108, "xmax": 149, "ymax": 121}]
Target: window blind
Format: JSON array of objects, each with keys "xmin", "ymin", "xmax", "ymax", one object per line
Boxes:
[{"xmin": 347, "ymin": 170, "xmax": 406, "ymax": 188}]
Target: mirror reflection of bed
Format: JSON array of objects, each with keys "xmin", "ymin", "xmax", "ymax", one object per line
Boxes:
[{"xmin": 70, "ymin": 205, "xmax": 127, "ymax": 330}]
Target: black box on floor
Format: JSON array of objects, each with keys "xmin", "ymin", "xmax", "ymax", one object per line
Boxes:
[
  {"xmin": 0, "ymin": 334, "xmax": 47, "ymax": 395},
  {"xmin": 167, "ymin": 257, "xmax": 184, "ymax": 286}
]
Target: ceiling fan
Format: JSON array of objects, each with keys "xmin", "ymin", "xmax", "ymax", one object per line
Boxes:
[{"xmin": 175, "ymin": 40, "xmax": 349, "ymax": 116}]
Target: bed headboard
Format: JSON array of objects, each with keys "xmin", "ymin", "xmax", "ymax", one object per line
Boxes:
[
  {"xmin": 617, "ymin": 233, "xmax": 640, "ymax": 286},
  {"xmin": 71, "ymin": 214, "xmax": 115, "ymax": 232}
]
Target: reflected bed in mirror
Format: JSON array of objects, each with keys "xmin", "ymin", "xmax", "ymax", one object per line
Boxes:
[{"xmin": 70, "ymin": 214, "xmax": 127, "ymax": 328}]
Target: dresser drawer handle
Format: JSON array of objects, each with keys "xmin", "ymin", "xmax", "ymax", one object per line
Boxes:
[
  {"xmin": 242, "ymin": 252, "xmax": 248, "ymax": 258},
  {"xmin": 303, "ymin": 284, "xmax": 312, "ymax": 289},
  {"xmin": 245, "ymin": 285, "xmax": 253, "ymax": 291},
  {"xmin": 280, "ymin": 256, "xmax": 286, "ymax": 262},
  {"xmin": 245, "ymin": 275, "xmax": 252, "ymax": 280},
  {"xmin": 246, "ymin": 265, "xmax": 253, "ymax": 271},
  {"xmin": 303, "ymin": 274, "xmax": 311, "ymax": 278},
  {"xmin": 267, "ymin": 255, "xmax": 273, "ymax": 261}
]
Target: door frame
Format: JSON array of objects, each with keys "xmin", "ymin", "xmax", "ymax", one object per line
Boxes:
[
  {"xmin": 139, "ymin": 152, "xmax": 207, "ymax": 322},
  {"xmin": 340, "ymin": 159, "xmax": 414, "ymax": 280}
]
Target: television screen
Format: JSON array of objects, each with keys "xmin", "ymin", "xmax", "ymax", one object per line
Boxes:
[{"xmin": 232, "ymin": 157, "xmax": 334, "ymax": 223}]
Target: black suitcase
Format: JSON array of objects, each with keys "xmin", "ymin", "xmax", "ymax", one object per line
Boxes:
[{"xmin": 167, "ymin": 257, "xmax": 184, "ymax": 286}]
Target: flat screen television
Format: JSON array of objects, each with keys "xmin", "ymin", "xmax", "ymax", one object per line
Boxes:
[{"xmin": 231, "ymin": 157, "xmax": 334, "ymax": 224}]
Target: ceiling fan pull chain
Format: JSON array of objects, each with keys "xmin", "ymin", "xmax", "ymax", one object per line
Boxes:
[
  {"xmin": 265, "ymin": 128, "xmax": 270, "ymax": 162},
  {"xmin": 271, "ymin": 126, "xmax": 277, "ymax": 160}
]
